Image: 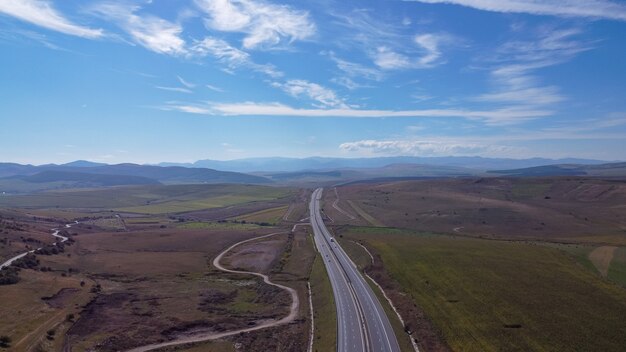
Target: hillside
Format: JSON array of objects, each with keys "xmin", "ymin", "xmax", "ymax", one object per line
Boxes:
[
  {"xmin": 71, "ymin": 164, "xmax": 271, "ymax": 184},
  {"xmin": 17, "ymin": 170, "xmax": 159, "ymax": 186},
  {"xmin": 0, "ymin": 163, "xmax": 271, "ymax": 193},
  {"xmin": 490, "ymin": 162, "xmax": 626, "ymax": 177},
  {"xmin": 264, "ymin": 163, "xmax": 481, "ymax": 184}
]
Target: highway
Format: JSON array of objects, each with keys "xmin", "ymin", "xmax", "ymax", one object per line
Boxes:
[{"xmin": 309, "ymin": 188, "xmax": 401, "ymax": 352}]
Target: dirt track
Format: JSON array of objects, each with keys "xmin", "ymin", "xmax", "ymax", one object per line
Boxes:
[{"xmin": 125, "ymin": 231, "xmax": 299, "ymax": 352}]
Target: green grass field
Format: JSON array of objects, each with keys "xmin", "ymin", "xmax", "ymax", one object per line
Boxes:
[
  {"xmin": 608, "ymin": 246, "xmax": 626, "ymax": 287},
  {"xmin": 0, "ymin": 184, "xmax": 292, "ymax": 214},
  {"xmin": 342, "ymin": 227, "xmax": 626, "ymax": 352},
  {"xmin": 232, "ymin": 205, "xmax": 288, "ymax": 224},
  {"xmin": 176, "ymin": 221, "xmax": 263, "ymax": 230},
  {"xmin": 538, "ymin": 242, "xmax": 598, "ymax": 274},
  {"xmin": 509, "ymin": 182, "xmax": 551, "ymax": 200}
]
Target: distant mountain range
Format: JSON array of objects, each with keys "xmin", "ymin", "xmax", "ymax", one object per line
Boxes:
[
  {"xmin": 1, "ymin": 157, "xmax": 623, "ymax": 194},
  {"xmin": 263, "ymin": 163, "xmax": 482, "ymax": 185},
  {"xmin": 158, "ymin": 156, "xmax": 611, "ymax": 173},
  {"xmin": 0, "ymin": 162, "xmax": 270, "ymax": 193}
]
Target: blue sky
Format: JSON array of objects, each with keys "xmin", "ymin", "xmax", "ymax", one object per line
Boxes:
[{"xmin": 1, "ymin": 0, "xmax": 625, "ymax": 164}]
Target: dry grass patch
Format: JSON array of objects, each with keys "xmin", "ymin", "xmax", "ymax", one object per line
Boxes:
[
  {"xmin": 588, "ymin": 246, "xmax": 618, "ymax": 276},
  {"xmin": 0, "ymin": 269, "xmax": 93, "ymax": 352},
  {"xmin": 334, "ymin": 178, "xmax": 626, "ymax": 245},
  {"xmin": 232, "ymin": 205, "xmax": 289, "ymax": 225}
]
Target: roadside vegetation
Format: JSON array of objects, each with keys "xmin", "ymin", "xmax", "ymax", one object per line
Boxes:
[
  {"xmin": 0, "ymin": 184, "xmax": 293, "ymax": 214},
  {"xmin": 309, "ymin": 252, "xmax": 337, "ymax": 352},
  {"xmin": 232, "ymin": 205, "xmax": 289, "ymax": 225},
  {"xmin": 340, "ymin": 226, "xmax": 626, "ymax": 351}
]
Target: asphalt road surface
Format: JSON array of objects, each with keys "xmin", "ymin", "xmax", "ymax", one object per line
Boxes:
[{"xmin": 309, "ymin": 188, "xmax": 401, "ymax": 352}]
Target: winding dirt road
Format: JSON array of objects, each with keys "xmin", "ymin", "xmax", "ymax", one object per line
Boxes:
[
  {"xmin": 125, "ymin": 231, "xmax": 299, "ymax": 352},
  {"xmin": 0, "ymin": 221, "xmax": 76, "ymax": 270}
]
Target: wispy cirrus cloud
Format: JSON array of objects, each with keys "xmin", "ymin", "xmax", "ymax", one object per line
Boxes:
[
  {"xmin": 0, "ymin": 0, "xmax": 103, "ymax": 38},
  {"xmin": 177, "ymin": 76, "xmax": 196, "ymax": 89},
  {"xmin": 271, "ymin": 80, "xmax": 349, "ymax": 108},
  {"xmin": 414, "ymin": 33, "xmax": 445, "ymax": 67},
  {"xmin": 324, "ymin": 51, "xmax": 381, "ymax": 89},
  {"xmin": 160, "ymin": 101, "xmax": 551, "ymax": 125},
  {"xmin": 331, "ymin": 77, "xmax": 372, "ymax": 90},
  {"xmin": 206, "ymin": 84, "xmax": 225, "ymax": 92},
  {"xmin": 327, "ymin": 51, "xmax": 383, "ymax": 81},
  {"xmin": 190, "ymin": 36, "xmax": 282, "ymax": 77},
  {"xmin": 156, "ymin": 86, "xmax": 193, "ymax": 94},
  {"xmin": 406, "ymin": 0, "xmax": 626, "ymax": 21},
  {"xmin": 90, "ymin": 2, "xmax": 186, "ymax": 55},
  {"xmin": 333, "ymin": 10, "xmax": 456, "ymax": 71},
  {"xmin": 373, "ymin": 47, "xmax": 413, "ymax": 70},
  {"xmin": 475, "ymin": 27, "xmax": 592, "ymax": 107},
  {"xmin": 372, "ymin": 32, "xmax": 449, "ymax": 70},
  {"xmin": 194, "ymin": 0, "xmax": 316, "ymax": 49}
]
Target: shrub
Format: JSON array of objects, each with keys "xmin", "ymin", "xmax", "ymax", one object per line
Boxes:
[
  {"xmin": 0, "ymin": 268, "xmax": 19, "ymax": 285},
  {"xmin": 0, "ymin": 335, "xmax": 11, "ymax": 348}
]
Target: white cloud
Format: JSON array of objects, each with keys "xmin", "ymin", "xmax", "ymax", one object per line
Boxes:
[
  {"xmin": 191, "ymin": 37, "xmax": 248, "ymax": 64},
  {"xmin": 476, "ymin": 28, "xmax": 591, "ymax": 107},
  {"xmin": 414, "ymin": 33, "xmax": 443, "ymax": 67},
  {"xmin": 156, "ymin": 86, "xmax": 193, "ymax": 94},
  {"xmin": 373, "ymin": 47, "xmax": 413, "ymax": 70},
  {"xmin": 407, "ymin": 0, "xmax": 626, "ymax": 21},
  {"xmin": 91, "ymin": 3, "xmax": 186, "ymax": 55},
  {"xmin": 332, "ymin": 10, "xmax": 400, "ymax": 49},
  {"xmin": 161, "ymin": 101, "xmax": 551, "ymax": 125},
  {"xmin": 339, "ymin": 139, "xmax": 518, "ymax": 157},
  {"xmin": 0, "ymin": 0, "xmax": 103, "ymax": 38},
  {"xmin": 331, "ymin": 77, "xmax": 371, "ymax": 90},
  {"xmin": 206, "ymin": 84, "xmax": 225, "ymax": 92},
  {"xmin": 272, "ymin": 80, "xmax": 348, "ymax": 108},
  {"xmin": 177, "ymin": 76, "xmax": 196, "ymax": 89},
  {"xmin": 476, "ymin": 86, "xmax": 564, "ymax": 105},
  {"xmin": 373, "ymin": 33, "xmax": 449, "ymax": 70},
  {"xmin": 496, "ymin": 28, "xmax": 591, "ymax": 64},
  {"xmin": 333, "ymin": 11, "xmax": 454, "ymax": 70},
  {"xmin": 190, "ymin": 36, "xmax": 282, "ymax": 77},
  {"xmin": 194, "ymin": 0, "xmax": 315, "ymax": 49},
  {"xmin": 327, "ymin": 52, "xmax": 383, "ymax": 81}
]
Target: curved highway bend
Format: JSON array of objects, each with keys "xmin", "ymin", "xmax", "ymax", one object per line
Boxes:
[
  {"xmin": 0, "ymin": 221, "xmax": 77, "ymax": 270},
  {"xmin": 310, "ymin": 188, "xmax": 401, "ymax": 352}
]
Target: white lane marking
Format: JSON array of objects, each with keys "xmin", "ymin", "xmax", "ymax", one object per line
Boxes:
[
  {"xmin": 310, "ymin": 188, "xmax": 368, "ymax": 352},
  {"xmin": 322, "ymin": 197, "xmax": 398, "ymax": 352}
]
